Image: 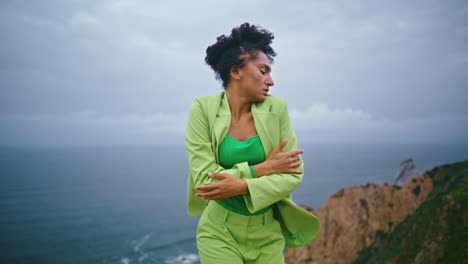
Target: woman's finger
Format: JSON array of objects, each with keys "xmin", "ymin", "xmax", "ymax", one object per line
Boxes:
[
  {"xmin": 208, "ymin": 194, "xmax": 223, "ymax": 200},
  {"xmin": 197, "ymin": 189, "xmax": 221, "ymax": 200},
  {"xmin": 276, "ymin": 138, "xmax": 288, "ymax": 152},
  {"xmin": 195, "ymin": 182, "xmax": 218, "ymax": 191},
  {"xmin": 208, "ymin": 172, "xmax": 229, "ymax": 179},
  {"xmin": 288, "ymin": 169, "xmax": 304, "ymax": 174},
  {"xmin": 292, "ymin": 156, "xmax": 301, "ymax": 162},
  {"xmin": 289, "ymin": 162, "xmax": 302, "ymax": 168},
  {"xmin": 271, "ymin": 138, "xmax": 288, "ymax": 154},
  {"xmin": 288, "ymin": 149, "xmax": 304, "ymax": 157}
]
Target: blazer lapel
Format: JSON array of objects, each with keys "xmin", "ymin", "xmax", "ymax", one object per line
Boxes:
[
  {"xmin": 211, "ymin": 92, "xmax": 278, "ymax": 163},
  {"xmin": 212, "ymin": 92, "xmax": 231, "ymax": 162},
  {"xmin": 252, "ymin": 103, "xmax": 277, "ymax": 157}
]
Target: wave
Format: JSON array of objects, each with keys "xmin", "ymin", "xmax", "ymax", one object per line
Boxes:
[
  {"xmin": 164, "ymin": 253, "xmax": 199, "ymax": 264},
  {"xmin": 115, "ymin": 233, "xmax": 199, "ymax": 264}
]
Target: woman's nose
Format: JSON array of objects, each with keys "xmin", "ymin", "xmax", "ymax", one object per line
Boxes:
[{"xmin": 266, "ymin": 76, "xmax": 274, "ymax": 86}]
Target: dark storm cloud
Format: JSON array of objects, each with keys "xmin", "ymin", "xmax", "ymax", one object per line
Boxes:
[{"xmin": 1, "ymin": 0, "xmax": 467, "ymax": 145}]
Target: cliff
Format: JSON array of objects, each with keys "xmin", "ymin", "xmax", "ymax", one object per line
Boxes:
[
  {"xmin": 285, "ymin": 160, "xmax": 468, "ymax": 264},
  {"xmin": 394, "ymin": 158, "xmax": 420, "ymax": 186},
  {"xmin": 350, "ymin": 160, "xmax": 468, "ymax": 264}
]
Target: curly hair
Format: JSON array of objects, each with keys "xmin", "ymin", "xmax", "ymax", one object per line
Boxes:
[{"xmin": 204, "ymin": 22, "xmax": 277, "ymax": 90}]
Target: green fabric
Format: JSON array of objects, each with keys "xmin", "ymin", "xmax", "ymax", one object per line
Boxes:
[
  {"xmin": 249, "ymin": 165, "xmax": 256, "ymax": 178},
  {"xmin": 185, "ymin": 91, "xmax": 321, "ymax": 248},
  {"xmin": 197, "ymin": 200, "xmax": 285, "ymax": 263},
  {"xmin": 217, "ymin": 134, "xmax": 271, "ymax": 216}
]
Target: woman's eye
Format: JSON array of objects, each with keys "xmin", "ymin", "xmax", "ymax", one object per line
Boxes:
[{"xmin": 259, "ymin": 69, "xmax": 266, "ymax": 74}]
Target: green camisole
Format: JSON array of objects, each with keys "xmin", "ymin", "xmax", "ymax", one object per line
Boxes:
[{"xmin": 217, "ymin": 133, "xmax": 271, "ymax": 215}]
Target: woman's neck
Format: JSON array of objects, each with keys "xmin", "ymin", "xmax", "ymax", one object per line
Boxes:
[{"xmin": 225, "ymin": 87, "xmax": 252, "ymax": 122}]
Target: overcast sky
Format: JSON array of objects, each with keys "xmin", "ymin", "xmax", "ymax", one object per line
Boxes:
[{"xmin": 1, "ymin": 0, "xmax": 467, "ymax": 146}]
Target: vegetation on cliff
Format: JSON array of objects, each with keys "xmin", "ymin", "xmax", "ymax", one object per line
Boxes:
[
  {"xmin": 351, "ymin": 160, "xmax": 468, "ymax": 264},
  {"xmin": 285, "ymin": 164, "xmax": 434, "ymax": 264}
]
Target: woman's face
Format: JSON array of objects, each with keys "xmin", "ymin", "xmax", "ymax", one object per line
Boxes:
[{"xmin": 236, "ymin": 51, "xmax": 275, "ymax": 102}]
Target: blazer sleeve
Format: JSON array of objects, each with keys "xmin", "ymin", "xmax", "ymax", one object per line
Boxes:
[
  {"xmin": 243, "ymin": 101, "xmax": 304, "ymax": 213},
  {"xmin": 185, "ymin": 99, "xmax": 254, "ymax": 188}
]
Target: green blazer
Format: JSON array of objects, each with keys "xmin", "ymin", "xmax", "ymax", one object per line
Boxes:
[{"xmin": 184, "ymin": 91, "xmax": 320, "ymax": 248}]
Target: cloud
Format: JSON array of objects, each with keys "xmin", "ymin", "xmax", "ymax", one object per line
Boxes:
[
  {"xmin": 1, "ymin": 1, "xmax": 467, "ymax": 146},
  {"xmin": 289, "ymin": 103, "xmax": 373, "ymax": 130},
  {"xmin": 105, "ymin": 0, "xmax": 259, "ymax": 26},
  {"xmin": 288, "ymin": 103, "xmax": 468, "ymax": 144},
  {"xmin": 1, "ymin": 110, "xmax": 187, "ymax": 132},
  {"xmin": 0, "ymin": 110, "xmax": 188, "ymax": 146},
  {"xmin": 1, "ymin": 104, "xmax": 467, "ymax": 146},
  {"xmin": 69, "ymin": 12, "xmax": 99, "ymax": 26}
]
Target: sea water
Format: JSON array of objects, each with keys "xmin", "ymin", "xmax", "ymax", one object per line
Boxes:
[{"xmin": 1, "ymin": 143, "xmax": 467, "ymax": 264}]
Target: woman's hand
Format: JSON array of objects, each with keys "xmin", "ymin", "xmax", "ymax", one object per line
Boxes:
[
  {"xmin": 194, "ymin": 173, "xmax": 248, "ymax": 200},
  {"xmin": 253, "ymin": 138, "xmax": 304, "ymax": 177}
]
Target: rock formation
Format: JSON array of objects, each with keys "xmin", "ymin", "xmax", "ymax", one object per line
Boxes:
[
  {"xmin": 350, "ymin": 161, "xmax": 468, "ymax": 264},
  {"xmin": 394, "ymin": 158, "xmax": 420, "ymax": 186},
  {"xmin": 284, "ymin": 173, "xmax": 433, "ymax": 264}
]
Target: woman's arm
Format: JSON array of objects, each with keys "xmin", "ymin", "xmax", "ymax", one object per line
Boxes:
[
  {"xmin": 185, "ymin": 99, "xmax": 254, "ymax": 188},
  {"xmin": 199, "ymin": 101, "xmax": 304, "ymax": 210},
  {"xmin": 252, "ymin": 138, "xmax": 304, "ymax": 178},
  {"xmin": 242, "ymin": 101, "xmax": 305, "ymax": 213}
]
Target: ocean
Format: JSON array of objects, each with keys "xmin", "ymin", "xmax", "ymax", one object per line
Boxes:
[{"xmin": 1, "ymin": 143, "xmax": 467, "ymax": 264}]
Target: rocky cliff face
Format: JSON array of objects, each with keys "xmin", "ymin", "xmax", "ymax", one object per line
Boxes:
[
  {"xmin": 350, "ymin": 161, "xmax": 468, "ymax": 264},
  {"xmin": 394, "ymin": 158, "xmax": 420, "ymax": 186},
  {"xmin": 284, "ymin": 173, "xmax": 434, "ymax": 264}
]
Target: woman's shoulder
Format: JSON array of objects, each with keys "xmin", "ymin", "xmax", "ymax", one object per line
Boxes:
[
  {"xmin": 188, "ymin": 92, "xmax": 223, "ymax": 111},
  {"xmin": 190, "ymin": 92, "xmax": 288, "ymax": 114},
  {"xmin": 258, "ymin": 94, "xmax": 289, "ymax": 115},
  {"xmin": 192, "ymin": 92, "xmax": 223, "ymax": 104},
  {"xmin": 192, "ymin": 92, "xmax": 287, "ymax": 104},
  {"xmin": 264, "ymin": 94, "xmax": 287, "ymax": 105}
]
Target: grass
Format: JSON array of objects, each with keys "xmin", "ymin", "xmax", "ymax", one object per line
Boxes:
[{"xmin": 350, "ymin": 160, "xmax": 468, "ymax": 264}]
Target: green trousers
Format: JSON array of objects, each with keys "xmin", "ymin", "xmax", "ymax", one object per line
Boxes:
[{"xmin": 196, "ymin": 200, "xmax": 286, "ymax": 264}]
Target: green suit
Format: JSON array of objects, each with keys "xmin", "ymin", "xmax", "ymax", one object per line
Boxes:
[{"xmin": 185, "ymin": 91, "xmax": 320, "ymax": 249}]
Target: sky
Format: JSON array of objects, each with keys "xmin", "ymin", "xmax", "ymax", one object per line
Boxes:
[{"xmin": 1, "ymin": 0, "xmax": 467, "ymax": 146}]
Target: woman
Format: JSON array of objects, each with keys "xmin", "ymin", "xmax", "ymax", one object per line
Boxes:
[{"xmin": 184, "ymin": 23, "xmax": 320, "ymax": 264}]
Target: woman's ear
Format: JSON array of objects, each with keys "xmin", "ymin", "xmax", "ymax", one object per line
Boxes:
[{"xmin": 230, "ymin": 65, "xmax": 241, "ymax": 80}]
